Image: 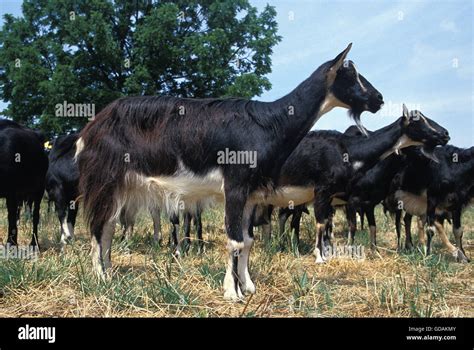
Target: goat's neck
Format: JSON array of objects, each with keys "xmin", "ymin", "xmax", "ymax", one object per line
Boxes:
[
  {"xmin": 266, "ymin": 69, "xmax": 338, "ymax": 154},
  {"xmin": 349, "ymin": 120, "xmax": 406, "ymax": 167}
]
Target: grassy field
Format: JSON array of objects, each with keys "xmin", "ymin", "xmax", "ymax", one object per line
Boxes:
[{"xmin": 0, "ymin": 200, "xmax": 472, "ymax": 317}]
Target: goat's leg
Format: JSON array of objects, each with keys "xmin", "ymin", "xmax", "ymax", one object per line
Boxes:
[
  {"xmin": 313, "ymin": 194, "xmax": 332, "ymax": 263},
  {"xmin": 417, "ymin": 216, "xmax": 426, "ymax": 249},
  {"xmin": 68, "ymin": 201, "xmax": 78, "ymax": 239},
  {"xmin": 54, "ymin": 191, "xmax": 70, "ymax": 246},
  {"xmin": 261, "ymin": 205, "xmax": 273, "ymax": 242},
  {"xmin": 223, "ymin": 186, "xmax": 248, "ymax": 301},
  {"xmin": 61, "ymin": 200, "xmax": 77, "ymax": 246},
  {"xmin": 434, "ymin": 217, "xmax": 468, "ymax": 263},
  {"xmin": 425, "ymin": 197, "xmax": 437, "ymax": 256},
  {"xmin": 150, "ymin": 207, "xmax": 162, "ymax": 244},
  {"xmin": 452, "ymin": 209, "xmax": 469, "ymax": 262},
  {"xmin": 325, "ymin": 209, "xmax": 334, "ymax": 241},
  {"xmin": 6, "ymin": 196, "xmax": 19, "ymax": 246},
  {"xmin": 169, "ymin": 213, "xmax": 179, "ymax": 249},
  {"xmin": 195, "ymin": 209, "xmax": 204, "ymax": 254},
  {"xmin": 365, "ymin": 205, "xmax": 377, "ymax": 250},
  {"xmin": 278, "ymin": 208, "xmax": 291, "ymax": 249},
  {"xmin": 395, "ymin": 209, "xmax": 402, "ymax": 251},
  {"xmin": 181, "ymin": 211, "xmax": 192, "ymax": 254},
  {"xmin": 237, "ymin": 203, "xmax": 256, "ymax": 295},
  {"xmin": 119, "ymin": 207, "xmax": 136, "ymax": 241},
  {"xmin": 290, "ymin": 206, "xmax": 303, "ymax": 250},
  {"xmin": 345, "ymin": 205, "xmax": 357, "ymax": 245},
  {"xmin": 403, "ymin": 213, "xmax": 414, "ymax": 250},
  {"xmin": 91, "ymin": 219, "xmax": 116, "ymax": 279},
  {"xmin": 322, "ymin": 207, "xmax": 333, "ymax": 246},
  {"xmin": 30, "ymin": 194, "xmax": 42, "ymax": 248},
  {"xmin": 314, "ymin": 220, "xmax": 327, "ymax": 263}
]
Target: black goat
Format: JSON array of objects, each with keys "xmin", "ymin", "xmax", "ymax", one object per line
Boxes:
[
  {"xmin": 0, "ymin": 119, "xmax": 48, "ymax": 247},
  {"xmin": 386, "ymin": 145, "xmax": 473, "ymax": 262},
  {"xmin": 348, "ymin": 152, "xmax": 408, "ymax": 249},
  {"xmin": 46, "ymin": 134, "xmax": 80, "ymax": 245},
  {"xmin": 275, "ymin": 134, "xmax": 350, "ymax": 261},
  {"xmin": 261, "ymin": 106, "xmax": 450, "ymax": 261},
  {"xmin": 273, "ymin": 125, "xmax": 369, "ymax": 249},
  {"xmin": 253, "ymin": 136, "xmax": 349, "ymax": 260},
  {"xmin": 321, "ymin": 106, "xmax": 449, "ymax": 250},
  {"xmin": 76, "ymin": 44, "xmax": 384, "ymax": 300}
]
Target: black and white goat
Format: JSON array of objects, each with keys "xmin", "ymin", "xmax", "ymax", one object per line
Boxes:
[
  {"xmin": 46, "ymin": 134, "xmax": 80, "ymax": 245},
  {"xmin": 385, "ymin": 144, "xmax": 473, "ymax": 262},
  {"xmin": 46, "ymin": 134, "xmax": 164, "ymax": 245},
  {"xmin": 76, "ymin": 44, "xmax": 385, "ymax": 300},
  {"xmin": 0, "ymin": 119, "xmax": 48, "ymax": 247}
]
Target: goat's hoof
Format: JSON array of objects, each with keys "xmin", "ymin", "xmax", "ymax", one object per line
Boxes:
[
  {"xmin": 60, "ymin": 235, "xmax": 74, "ymax": 246},
  {"xmin": 241, "ymin": 281, "xmax": 256, "ymax": 295},
  {"xmin": 29, "ymin": 242, "xmax": 40, "ymax": 252},
  {"xmin": 223, "ymin": 287, "xmax": 244, "ymax": 302},
  {"xmin": 455, "ymin": 250, "xmax": 469, "ymax": 263},
  {"xmin": 197, "ymin": 244, "xmax": 205, "ymax": 255}
]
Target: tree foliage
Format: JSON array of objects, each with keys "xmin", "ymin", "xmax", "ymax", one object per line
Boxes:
[{"xmin": 0, "ymin": 0, "xmax": 281, "ymax": 135}]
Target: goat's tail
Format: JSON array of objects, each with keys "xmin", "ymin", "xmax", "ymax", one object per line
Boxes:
[{"xmin": 77, "ymin": 101, "xmax": 127, "ymax": 239}]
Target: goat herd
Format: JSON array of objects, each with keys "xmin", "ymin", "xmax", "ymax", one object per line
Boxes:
[{"xmin": 0, "ymin": 44, "xmax": 472, "ymax": 301}]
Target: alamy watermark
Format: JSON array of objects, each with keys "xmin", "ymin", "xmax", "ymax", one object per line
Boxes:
[
  {"xmin": 217, "ymin": 148, "xmax": 257, "ymax": 168},
  {"xmin": 323, "ymin": 244, "xmax": 365, "ymax": 260},
  {"xmin": 0, "ymin": 244, "xmax": 39, "ymax": 260},
  {"xmin": 380, "ymin": 101, "xmax": 421, "ymax": 118},
  {"xmin": 18, "ymin": 324, "xmax": 55, "ymax": 343},
  {"xmin": 55, "ymin": 100, "xmax": 95, "ymax": 120}
]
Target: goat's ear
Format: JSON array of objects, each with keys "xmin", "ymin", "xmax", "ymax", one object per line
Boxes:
[
  {"xmin": 327, "ymin": 43, "xmax": 352, "ymax": 84},
  {"xmin": 402, "ymin": 103, "xmax": 410, "ymax": 118}
]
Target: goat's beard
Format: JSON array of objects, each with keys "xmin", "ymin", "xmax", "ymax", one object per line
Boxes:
[
  {"xmin": 421, "ymin": 146, "xmax": 440, "ymax": 163},
  {"xmin": 348, "ymin": 109, "xmax": 369, "ymax": 137}
]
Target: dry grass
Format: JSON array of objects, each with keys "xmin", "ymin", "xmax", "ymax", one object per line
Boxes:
[{"xmin": 0, "ymin": 200, "xmax": 472, "ymax": 317}]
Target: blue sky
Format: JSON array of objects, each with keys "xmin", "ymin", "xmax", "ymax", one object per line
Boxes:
[
  {"xmin": 254, "ymin": 0, "xmax": 473, "ymax": 147},
  {"xmin": 1, "ymin": 0, "xmax": 473, "ymax": 146}
]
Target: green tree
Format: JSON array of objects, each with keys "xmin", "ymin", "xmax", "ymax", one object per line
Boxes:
[{"xmin": 0, "ymin": 0, "xmax": 281, "ymax": 136}]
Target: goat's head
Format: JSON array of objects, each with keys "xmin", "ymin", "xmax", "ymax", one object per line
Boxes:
[
  {"xmin": 401, "ymin": 104, "xmax": 450, "ymax": 146},
  {"xmin": 325, "ymin": 44, "xmax": 384, "ymax": 130},
  {"xmin": 400, "ymin": 104, "xmax": 450, "ymax": 161}
]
